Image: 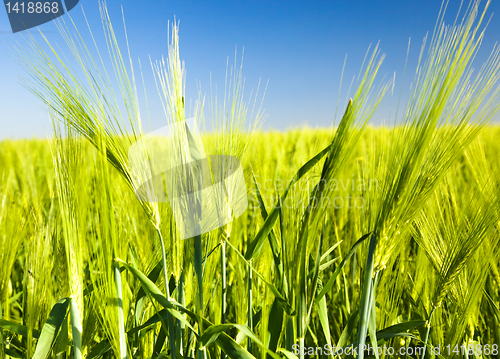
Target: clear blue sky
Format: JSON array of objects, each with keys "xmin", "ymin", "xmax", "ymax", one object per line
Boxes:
[{"xmin": 1, "ymin": 0, "xmax": 500, "ymax": 139}]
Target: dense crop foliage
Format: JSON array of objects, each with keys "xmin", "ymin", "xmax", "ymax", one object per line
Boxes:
[
  {"xmin": 2, "ymin": 1, "xmax": 500, "ymax": 358},
  {"xmin": 2, "ymin": 127, "xmax": 500, "ymax": 359}
]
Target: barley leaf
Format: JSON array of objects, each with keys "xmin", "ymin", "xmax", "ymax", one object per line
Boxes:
[
  {"xmin": 200, "ymin": 323, "xmax": 281, "ymax": 359},
  {"xmin": 32, "ymin": 297, "xmax": 71, "ymax": 359},
  {"xmin": 152, "ymin": 323, "xmax": 167, "ymax": 359},
  {"xmin": 316, "ymin": 233, "xmax": 371, "ymax": 303},
  {"xmin": 356, "ymin": 234, "xmax": 377, "ymax": 359},
  {"xmin": 251, "ymin": 172, "xmax": 283, "ymax": 279},
  {"xmin": 267, "ymin": 299, "xmax": 284, "ymax": 356},
  {"xmin": 117, "ymin": 259, "xmax": 256, "ymax": 359},
  {"xmin": 226, "ymin": 240, "xmax": 295, "ymax": 315},
  {"xmin": 316, "ymin": 296, "xmax": 333, "ymax": 358},
  {"xmin": 279, "ymin": 348, "xmax": 299, "ymax": 359},
  {"xmin": 336, "ymin": 309, "xmax": 359, "ymax": 350},
  {"xmin": 0, "ymin": 319, "xmax": 41, "ymax": 339},
  {"xmin": 128, "ymin": 309, "xmax": 170, "ymax": 336},
  {"xmin": 375, "ymin": 320, "xmax": 426, "ymax": 340},
  {"xmin": 87, "ymin": 339, "xmax": 112, "ymax": 359},
  {"xmin": 245, "ymin": 144, "xmax": 333, "ymax": 261}
]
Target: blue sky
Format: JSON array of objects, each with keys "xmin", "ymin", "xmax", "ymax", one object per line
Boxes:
[{"xmin": 1, "ymin": 0, "xmax": 500, "ymax": 139}]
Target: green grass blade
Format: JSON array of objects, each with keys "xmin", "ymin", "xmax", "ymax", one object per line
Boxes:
[
  {"xmin": 297, "ymin": 223, "xmax": 308, "ymax": 339},
  {"xmin": 245, "ymin": 143, "xmax": 333, "ymax": 262},
  {"xmin": 336, "ymin": 309, "xmax": 359, "ymax": 351},
  {"xmin": 375, "ymin": 321, "xmax": 426, "ymax": 340},
  {"xmin": 315, "ymin": 233, "xmax": 371, "ymax": 303},
  {"xmin": 87, "ymin": 339, "xmax": 113, "ymax": 359},
  {"xmin": 53, "ymin": 314, "xmax": 68, "ymax": 355},
  {"xmin": 0, "ymin": 319, "xmax": 41, "ymax": 339},
  {"xmin": 306, "ymin": 229, "xmax": 324, "ymax": 326},
  {"xmin": 226, "ymin": 240, "xmax": 295, "ymax": 315},
  {"xmin": 32, "ymin": 297, "xmax": 71, "ymax": 359},
  {"xmin": 200, "ymin": 323, "xmax": 281, "ymax": 359},
  {"xmin": 0, "ymin": 302, "xmax": 3, "ymax": 359},
  {"xmin": 114, "ymin": 262, "xmax": 128, "ymax": 359},
  {"xmin": 367, "ymin": 274, "xmax": 379, "ymax": 359},
  {"xmin": 235, "ymin": 309, "xmax": 263, "ymax": 345},
  {"xmin": 152, "ymin": 323, "xmax": 167, "ymax": 359},
  {"xmin": 70, "ymin": 297, "xmax": 82, "ymax": 359},
  {"xmin": 128, "ymin": 309, "xmax": 170, "ymax": 336},
  {"xmin": 251, "ymin": 173, "xmax": 283, "ymax": 280},
  {"xmin": 316, "ymin": 296, "xmax": 333, "ymax": 358},
  {"xmin": 199, "ymin": 324, "xmax": 233, "ymax": 347},
  {"xmin": 320, "ymin": 241, "xmax": 343, "ymax": 263},
  {"xmin": 279, "ymin": 348, "xmax": 299, "ymax": 359},
  {"xmin": 266, "ymin": 299, "xmax": 284, "ymax": 357},
  {"xmin": 117, "ymin": 259, "xmax": 256, "ymax": 359},
  {"xmin": 244, "ymin": 205, "xmax": 281, "ymax": 261},
  {"xmin": 345, "ymin": 321, "xmax": 425, "ymax": 348},
  {"xmin": 116, "ymin": 260, "xmax": 196, "ymax": 332},
  {"xmin": 5, "ymin": 347, "xmax": 24, "ymax": 358},
  {"xmin": 194, "ymin": 233, "xmax": 204, "ymax": 359},
  {"xmin": 134, "ymin": 260, "xmax": 164, "ymax": 329},
  {"xmin": 356, "ymin": 234, "xmax": 377, "ymax": 359}
]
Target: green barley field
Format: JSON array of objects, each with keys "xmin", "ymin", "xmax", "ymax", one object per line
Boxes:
[{"xmin": 3, "ymin": 1, "xmax": 500, "ymax": 358}]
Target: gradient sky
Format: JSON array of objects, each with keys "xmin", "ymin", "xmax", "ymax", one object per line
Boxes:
[{"xmin": 1, "ymin": 0, "xmax": 500, "ymax": 139}]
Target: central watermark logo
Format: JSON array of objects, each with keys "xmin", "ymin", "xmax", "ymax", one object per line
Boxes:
[
  {"xmin": 128, "ymin": 118, "xmax": 248, "ymax": 240},
  {"xmin": 249, "ymin": 176, "xmax": 378, "ymax": 214}
]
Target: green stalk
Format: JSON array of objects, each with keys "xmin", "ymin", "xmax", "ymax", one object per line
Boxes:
[
  {"xmin": 70, "ymin": 298, "xmax": 82, "ymax": 359},
  {"xmin": 247, "ymin": 259, "xmax": 253, "ymax": 354},
  {"xmin": 114, "ymin": 262, "xmax": 128, "ymax": 359},
  {"xmin": 421, "ymin": 308, "xmax": 436, "ymax": 359},
  {"xmin": 285, "ymin": 316, "xmax": 294, "ymax": 352},
  {"xmin": 157, "ymin": 228, "xmax": 177, "ymax": 359},
  {"xmin": 1, "ymin": 289, "xmax": 9, "ymax": 321},
  {"xmin": 0, "ymin": 301, "xmax": 4, "ymax": 359},
  {"xmin": 177, "ymin": 270, "xmax": 185, "ymax": 356},
  {"xmin": 356, "ymin": 233, "xmax": 377, "ymax": 359},
  {"xmin": 194, "ymin": 233, "xmax": 205, "ymax": 359},
  {"xmin": 297, "ymin": 215, "xmax": 309, "ymax": 359},
  {"xmin": 221, "ymin": 240, "xmax": 227, "ymax": 359}
]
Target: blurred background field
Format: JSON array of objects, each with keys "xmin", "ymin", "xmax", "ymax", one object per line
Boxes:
[{"xmin": 1, "ymin": 126, "xmax": 500, "ymax": 358}]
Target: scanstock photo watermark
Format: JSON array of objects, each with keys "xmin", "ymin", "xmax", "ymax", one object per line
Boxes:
[
  {"xmin": 3, "ymin": 0, "xmax": 79, "ymax": 33},
  {"xmin": 128, "ymin": 118, "xmax": 247, "ymax": 239},
  {"xmin": 249, "ymin": 176, "xmax": 378, "ymax": 212},
  {"xmin": 292, "ymin": 343, "xmax": 499, "ymax": 357}
]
